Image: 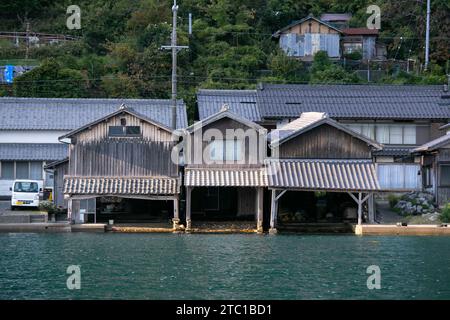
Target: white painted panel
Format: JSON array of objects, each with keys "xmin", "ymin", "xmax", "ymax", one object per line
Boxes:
[{"xmin": 0, "ymin": 130, "xmax": 67, "ymax": 143}]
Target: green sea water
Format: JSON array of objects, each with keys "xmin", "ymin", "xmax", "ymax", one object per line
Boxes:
[{"xmin": 1, "ymin": 233, "xmax": 449, "ymax": 299}]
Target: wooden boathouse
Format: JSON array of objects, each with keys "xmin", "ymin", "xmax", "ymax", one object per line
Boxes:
[
  {"xmin": 59, "ymin": 105, "xmax": 183, "ymax": 228},
  {"xmin": 182, "ymin": 106, "xmax": 267, "ymax": 232},
  {"xmin": 266, "ymin": 112, "xmax": 383, "ymax": 233}
]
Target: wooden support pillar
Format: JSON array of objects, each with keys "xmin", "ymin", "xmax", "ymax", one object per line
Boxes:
[
  {"xmin": 269, "ymin": 190, "xmax": 278, "ymax": 234},
  {"xmin": 357, "ymin": 192, "xmax": 362, "ymax": 226},
  {"xmin": 185, "ymin": 187, "xmax": 192, "ymax": 231},
  {"xmin": 368, "ymin": 193, "xmax": 375, "ymax": 223},
  {"xmin": 172, "ymin": 195, "xmax": 180, "ymax": 230},
  {"xmin": 256, "ymin": 187, "xmax": 264, "ymax": 233},
  {"xmin": 67, "ymin": 198, "xmax": 73, "ymax": 222}
]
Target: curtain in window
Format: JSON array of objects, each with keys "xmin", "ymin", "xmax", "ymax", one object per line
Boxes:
[
  {"xmin": 15, "ymin": 162, "xmax": 29, "ymax": 179},
  {"xmin": 376, "ymin": 125, "xmax": 389, "ymax": 143},
  {"xmin": 389, "ymin": 126, "xmax": 403, "ymax": 144},
  {"xmin": 1, "ymin": 161, "xmax": 14, "ymax": 179},
  {"xmin": 403, "ymin": 126, "xmax": 416, "ymax": 144},
  {"xmin": 441, "ymin": 165, "xmax": 450, "ymax": 186},
  {"xmin": 30, "ymin": 161, "xmax": 43, "ymax": 180}
]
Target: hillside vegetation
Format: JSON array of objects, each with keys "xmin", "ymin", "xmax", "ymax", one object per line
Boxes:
[{"xmin": 0, "ymin": 0, "xmax": 448, "ymax": 118}]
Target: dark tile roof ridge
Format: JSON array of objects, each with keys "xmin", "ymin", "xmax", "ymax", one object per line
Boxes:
[
  {"xmin": 0, "ymin": 97, "xmax": 185, "ymax": 105},
  {"xmin": 198, "ymin": 89, "xmax": 257, "ymax": 95}
]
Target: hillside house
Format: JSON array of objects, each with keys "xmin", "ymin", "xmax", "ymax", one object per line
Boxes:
[{"xmin": 273, "ymin": 14, "xmax": 386, "ymax": 60}]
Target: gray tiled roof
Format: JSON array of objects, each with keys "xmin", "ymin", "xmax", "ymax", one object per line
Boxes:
[
  {"xmin": 0, "ymin": 143, "xmax": 68, "ymax": 161},
  {"xmin": 413, "ymin": 134, "xmax": 450, "ymax": 152},
  {"xmin": 197, "ymin": 89, "xmax": 260, "ymax": 122},
  {"xmin": 185, "ymin": 168, "xmax": 267, "ymax": 187},
  {"xmin": 0, "ymin": 97, "xmax": 188, "ymax": 130},
  {"xmin": 374, "ymin": 147, "xmax": 413, "ymax": 157},
  {"xmin": 266, "ymin": 159, "xmax": 380, "ymax": 191},
  {"xmin": 258, "ymin": 84, "xmax": 450, "ymax": 120},
  {"xmin": 64, "ymin": 176, "xmax": 180, "ymax": 195}
]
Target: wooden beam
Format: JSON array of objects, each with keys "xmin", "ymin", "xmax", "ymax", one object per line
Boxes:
[
  {"xmin": 357, "ymin": 192, "xmax": 362, "ymax": 225},
  {"xmin": 269, "ymin": 190, "xmax": 278, "ymax": 233},
  {"xmin": 172, "ymin": 195, "xmax": 180, "ymax": 230},
  {"xmin": 185, "ymin": 187, "xmax": 192, "ymax": 231},
  {"xmin": 256, "ymin": 187, "xmax": 264, "ymax": 233},
  {"xmin": 67, "ymin": 198, "xmax": 73, "ymax": 222},
  {"xmin": 275, "ymin": 189, "xmax": 287, "ymax": 201}
]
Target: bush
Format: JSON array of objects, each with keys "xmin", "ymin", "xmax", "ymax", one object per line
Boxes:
[
  {"xmin": 440, "ymin": 204, "xmax": 450, "ymax": 223},
  {"xmin": 39, "ymin": 201, "xmax": 59, "ymax": 215},
  {"xmin": 388, "ymin": 194, "xmax": 400, "ymax": 209}
]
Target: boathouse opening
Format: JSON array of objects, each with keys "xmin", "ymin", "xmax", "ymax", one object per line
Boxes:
[{"xmin": 71, "ymin": 197, "xmax": 175, "ymax": 224}]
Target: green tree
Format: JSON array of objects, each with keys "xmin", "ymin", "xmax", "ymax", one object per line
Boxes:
[{"xmin": 13, "ymin": 58, "xmax": 87, "ymax": 97}]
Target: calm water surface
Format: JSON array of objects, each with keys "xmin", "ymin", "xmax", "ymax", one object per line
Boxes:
[{"xmin": 0, "ymin": 233, "xmax": 450, "ymax": 299}]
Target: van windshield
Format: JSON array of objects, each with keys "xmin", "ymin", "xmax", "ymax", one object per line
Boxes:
[{"xmin": 14, "ymin": 182, "xmax": 39, "ymax": 193}]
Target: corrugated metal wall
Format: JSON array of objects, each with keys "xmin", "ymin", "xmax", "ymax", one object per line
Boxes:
[{"xmin": 280, "ymin": 33, "xmax": 340, "ymax": 58}]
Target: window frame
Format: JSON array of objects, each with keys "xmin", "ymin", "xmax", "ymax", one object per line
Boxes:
[
  {"xmin": 0, "ymin": 161, "xmax": 43, "ymax": 180},
  {"xmin": 108, "ymin": 125, "xmax": 142, "ymax": 138},
  {"xmin": 439, "ymin": 164, "xmax": 450, "ymax": 187}
]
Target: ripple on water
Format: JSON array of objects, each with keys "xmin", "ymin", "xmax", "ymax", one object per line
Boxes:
[{"xmin": 0, "ymin": 233, "xmax": 450, "ymax": 299}]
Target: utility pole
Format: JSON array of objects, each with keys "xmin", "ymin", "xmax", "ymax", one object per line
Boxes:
[
  {"xmin": 25, "ymin": 22, "xmax": 30, "ymax": 60},
  {"xmin": 162, "ymin": 0, "xmax": 188, "ymax": 129},
  {"xmin": 424, "ymin": 0, "xmax": 431, "ymax": 70}
]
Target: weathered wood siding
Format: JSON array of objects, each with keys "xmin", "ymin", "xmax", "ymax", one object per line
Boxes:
[
  {"xmin": 185, "ymin": 117, "xmax": 266, "ymax": 168},
  {"xmin": 54, "ymin": 161, "xmax": 68, "ymax": 208},
  {"xmin": 278, "ymin": 124, "xmax": 372, "ymax": 159},
  {"xmin": 68, "ymin": 113, "xmax": 178, "ymax": 177},
  {"xmin": 437, "ymin": 148, "xmax": 450, "ymax": 205}
]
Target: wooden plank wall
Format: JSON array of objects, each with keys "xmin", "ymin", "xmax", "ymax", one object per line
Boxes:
[
  {"xmin": 279, "ymin": 124, "xmax": 372, "ymax": 159},
  {"xmin": 54, "ymin": 162, "xmax": 68, "ymax": 208},
  {"xmin": 68, "ymin": 113, "xmax": 178, "ymax": 177}
]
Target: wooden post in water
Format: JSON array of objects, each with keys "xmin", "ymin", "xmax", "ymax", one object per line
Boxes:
[
  {"xmin": 172, "ymin": 195, "xmax": 180, "ymax": 230},
  {"xmin": 67, "ymin": 198, "xmax": 73, "ymax": 222},
  {"xmin": 185, "ymin": 187, "xmax": 192, "ymax": 231},
  {"xmin": 269, "ymin": 190, "xmax": 278, "ymax": 234},
  {"xmin": 357, "ymin": 192, "xmax": 362, "ymax": 226},
  {"xmin": 256, "ymin": 187, "xmax": 264, "ymax": 233}
]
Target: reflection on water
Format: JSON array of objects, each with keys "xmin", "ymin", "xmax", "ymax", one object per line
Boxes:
[{"xmin": 0, "ymin": 233, "xmax": 449, "ymax": 299}]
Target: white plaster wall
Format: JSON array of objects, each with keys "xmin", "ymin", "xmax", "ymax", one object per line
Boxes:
[{"xmin": 0, "ymin": 130, "xmax": 67, "ymax": 143}]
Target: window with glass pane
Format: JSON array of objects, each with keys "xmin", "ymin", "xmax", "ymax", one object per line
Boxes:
[
  {"xmin": 108, "ymin": 126, "xmax": 125, "ymax": 136},
  {"xmin": 403, "ymin": 126, "xmax": 416, "ymax": 144},
  {"xmin": 224, "ymin": 140, "xmax": 241, "ymax": 161},
  {"xmin": 375, "ymin": 125, "xmax": 389, "ymax": 143},
  {"xmin": 125, "ymin": 126, "xmax": 141, "ymax": 135},
  {"xmin": 29, "ymin": 161, "xmax": 43, "ymax": 180},
  {"xmin": 440, "ymin": 165, "xmax": 450, "ymax": 186},
  {"xmin": 389, "ymin": 126, "xmax": 403, "ymax": 144},
  {"xmin": 209, "ymin": 140, "xmax": 224, "ymax": 161},
  {"xmin": 1, "ymin": 161, "xmax": 14, "ymax": 179},
  {"xmin": 15, "ymin": 162, "xmax": 29, "ymax": 179}
]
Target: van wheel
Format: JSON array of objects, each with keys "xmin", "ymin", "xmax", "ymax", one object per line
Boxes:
[{"xmin": 10, "ymin": 206, "xmax": 15, "ymax": 211}]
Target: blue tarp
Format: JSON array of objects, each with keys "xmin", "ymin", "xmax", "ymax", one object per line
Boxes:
[{"xmin": 4, "ymin": 65, "xmax": 14, "ymax": 83}]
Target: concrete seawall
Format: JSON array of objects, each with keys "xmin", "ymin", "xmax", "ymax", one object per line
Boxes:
[{"xmin": 354, "ymin": 224, "xmax": 450, "ymax": 236}]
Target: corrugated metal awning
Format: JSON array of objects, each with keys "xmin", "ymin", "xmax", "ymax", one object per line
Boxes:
[
  {"xmin": 64, "ymin": 177, "xmax": 179, "ymax": 195},
  {"xmin": 185, "ymin": 168, "xmax": 267, "ymax": 187},
  {"xmin": 266, "ymin": 159, "xmax": 380, "ymax": 192}
]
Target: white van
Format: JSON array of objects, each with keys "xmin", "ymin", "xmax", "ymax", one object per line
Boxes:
[{"xmin": 10, "ymin": 180, "xmax": 42, "ymax": 210}]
